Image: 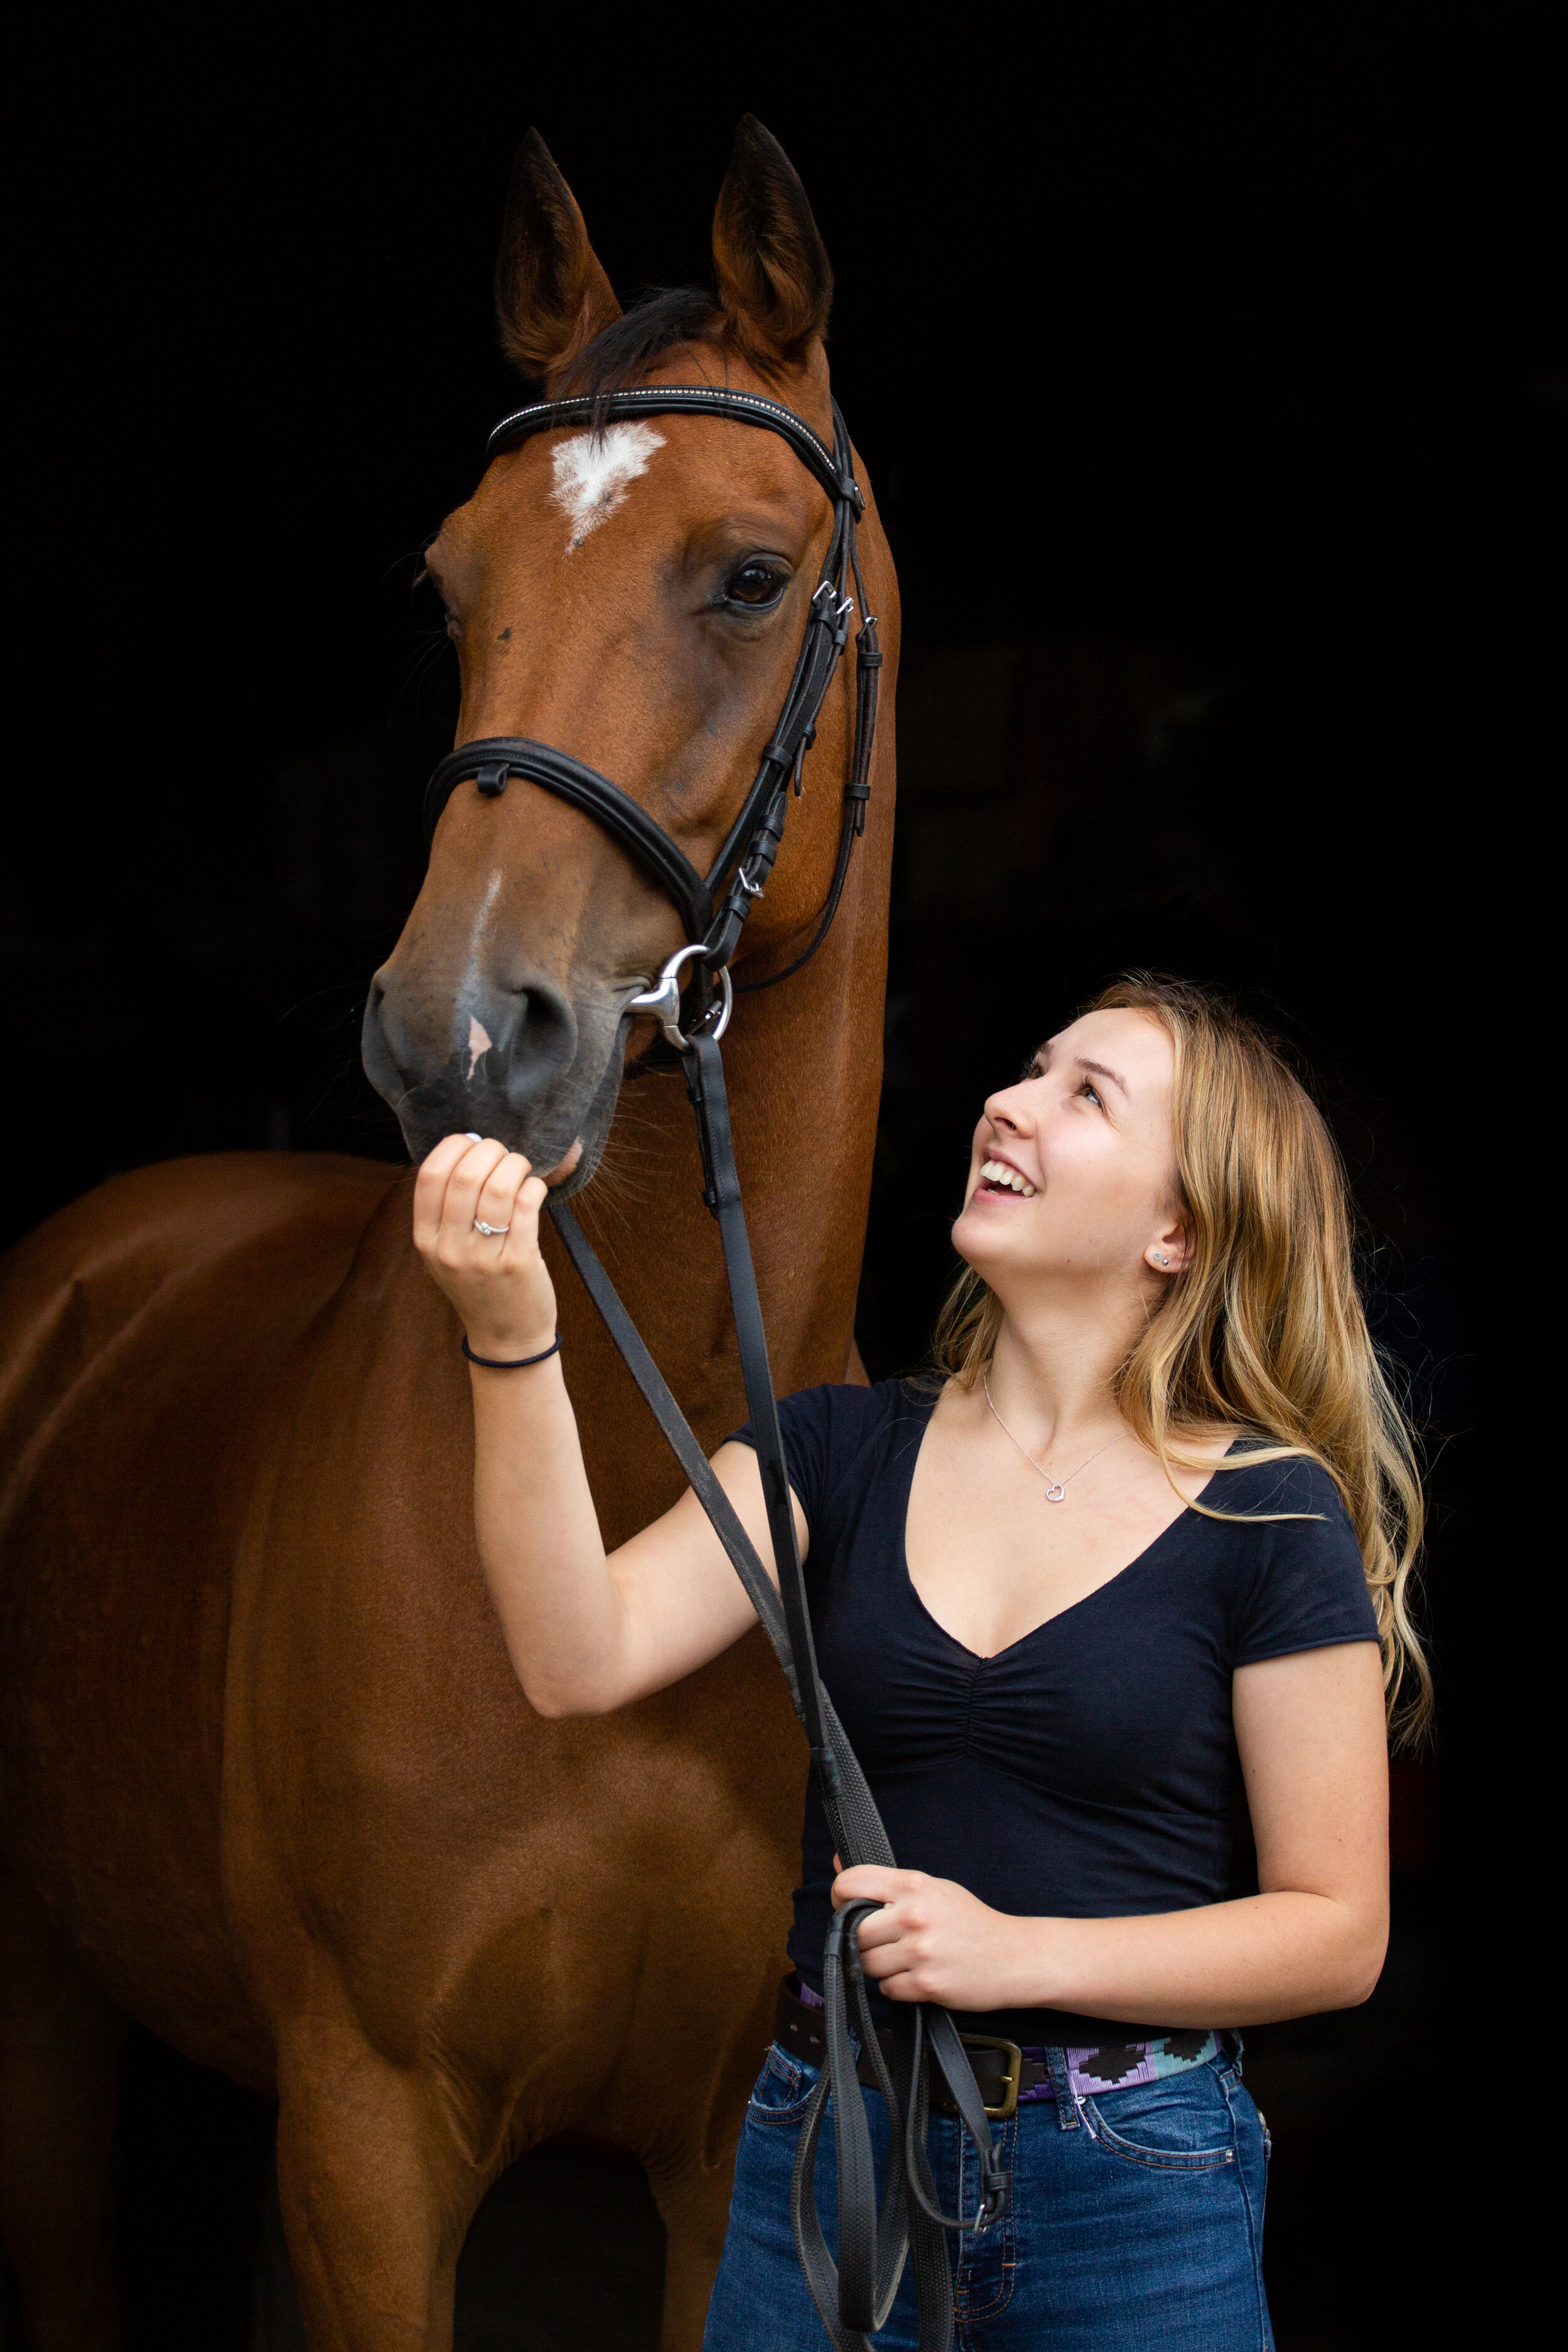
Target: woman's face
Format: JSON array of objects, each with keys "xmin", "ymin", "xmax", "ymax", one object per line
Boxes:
[{"xmin": 951, "ymin": 1009, "xmax": 1185, "ymax": 1293}]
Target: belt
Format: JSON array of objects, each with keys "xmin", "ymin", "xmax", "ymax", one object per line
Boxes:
[{"xmin": 775, "ymin": 1978, "xmax": 1047, "ymax": 2122}]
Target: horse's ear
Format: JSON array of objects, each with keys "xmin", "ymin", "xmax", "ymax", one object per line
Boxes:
[
  {"xmin": 494, "ymin": 130, "xmax": 622, "ymax": 388},
  {"xmin": 711, "ymin": 116, "xmax": 833, "ymax": 376}
]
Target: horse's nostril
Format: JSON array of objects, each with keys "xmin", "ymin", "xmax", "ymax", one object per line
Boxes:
[{"xmin": 499, "ymin": 981, "xmax": 578, "ymax": 1106}]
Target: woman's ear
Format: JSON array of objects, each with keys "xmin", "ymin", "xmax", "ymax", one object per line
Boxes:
[
  {"xmin": 711, "ymin": 115, "xmax": 833, "ymax": 378},
  {"xmin": 494, "ymin": 129, "xmax": 622, "ymax": 389},
  {"xmin": 1145, "ymin": 1219, "xmax": 1194, "ymax": 1276}
]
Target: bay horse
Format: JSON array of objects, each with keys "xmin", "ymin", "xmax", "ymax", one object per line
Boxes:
[{"xmin": 0, "ymin": 117, "xmax": 898, "ymax": 2350}]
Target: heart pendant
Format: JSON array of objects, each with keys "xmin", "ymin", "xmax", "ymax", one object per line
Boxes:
[{"xmin": 1043, "ymin": 1482, "xmax": 1066, "ymax": 1502}]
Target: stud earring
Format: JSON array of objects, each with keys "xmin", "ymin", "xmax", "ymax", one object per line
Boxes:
[{"xmin": 1154, "ymin": 1252, "xmax": 1169, "ymax": 1266}]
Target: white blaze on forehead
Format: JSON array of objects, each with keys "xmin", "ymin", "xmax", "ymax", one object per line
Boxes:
[{"xmin": 550, "ymin": 423, "xmax": 665, "ymax": 551}]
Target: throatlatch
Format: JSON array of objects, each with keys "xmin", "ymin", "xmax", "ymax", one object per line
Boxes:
[{"xmin": 425, "ymin": 383, "xmax": 1008, "ymax": 2350}]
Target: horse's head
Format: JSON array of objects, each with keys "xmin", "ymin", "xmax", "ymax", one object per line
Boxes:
[{"xmin": 363, "ymin": 118, "xmax": 865, "ymax": 1190}]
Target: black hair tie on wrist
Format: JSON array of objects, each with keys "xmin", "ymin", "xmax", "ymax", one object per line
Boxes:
[{"xmin": 462, "ymin": 1333, "xmax": 562, "ymax": 1370}]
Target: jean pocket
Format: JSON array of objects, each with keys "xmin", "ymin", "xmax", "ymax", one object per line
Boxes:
[
  {"xmin": 746, "ymin": 2041, "xmax": 820, "ymax": 2125},
  {"xmin": 1081, "ymin": 2063, "xmax": 1238, "ymax": 2173}
]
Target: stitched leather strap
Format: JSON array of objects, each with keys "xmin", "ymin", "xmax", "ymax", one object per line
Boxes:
[
  {"xmin": 485, "ymin": 382, "xmax": 862, "ymax": 513},
  {"xmin": 423, "ymin": 738, "xmax": 714, "ymax": 945}
]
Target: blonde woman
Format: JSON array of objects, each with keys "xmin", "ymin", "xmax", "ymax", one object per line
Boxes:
[{"xmin": 414, "ymin": 973, "xmax": 1426, "ymax": 2351}]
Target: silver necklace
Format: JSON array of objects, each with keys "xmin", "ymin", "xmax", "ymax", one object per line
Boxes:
[{"xmin": 982, "ymin": 1374, "xmax": 1123, "ymax": 1502}]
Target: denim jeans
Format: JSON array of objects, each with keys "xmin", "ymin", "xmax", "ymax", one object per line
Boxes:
[{"xmin": 703, "ymin": 2040, "xmax": 1273, "ymax": 2349}]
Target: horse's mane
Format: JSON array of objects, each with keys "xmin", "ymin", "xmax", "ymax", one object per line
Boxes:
[{"xmin": 563, "ymin": 287, "xmax": 733, "ymax": 421}]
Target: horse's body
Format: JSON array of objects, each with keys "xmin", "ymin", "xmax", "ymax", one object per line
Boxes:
[{"xmin": 0, "ymin": 124, "xmax": 897, "ymax": 2349}]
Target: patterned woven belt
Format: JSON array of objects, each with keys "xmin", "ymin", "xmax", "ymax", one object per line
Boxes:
[{"xmin": 778, "ymin": 1978, "xmax": 1221, "ymax": 2119}]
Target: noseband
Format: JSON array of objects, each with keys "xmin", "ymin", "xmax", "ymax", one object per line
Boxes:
[{"xmin": 421, "ymin": 384, "xmax": 1007, "ymax": 2349}]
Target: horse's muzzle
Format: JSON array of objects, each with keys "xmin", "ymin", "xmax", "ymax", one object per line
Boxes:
[{"xmin": 361, "ymin": 964, "xmax": 605, "ymax": 1173}]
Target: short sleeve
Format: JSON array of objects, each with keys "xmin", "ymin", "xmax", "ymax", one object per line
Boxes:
[
  {"xmin": 1229, "ymin": 1457, "xmax": 1381, "ymax": 1664},
  {"xmin": 724, "ymin": 1385, "xmax": 840, "ymax": 1530},
  {"xmin": 725, "ymin": 1382, "xmax": 914, "ymax": 1537}
]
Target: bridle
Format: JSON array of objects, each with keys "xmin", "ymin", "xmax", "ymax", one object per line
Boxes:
[
  {"xmin": 423, "ymin": 384, "xmax": 881, "ymax": 1047},
  {"xmin": 423, "ymin": 383, "xmax": 1009, "ymax": 2349}
]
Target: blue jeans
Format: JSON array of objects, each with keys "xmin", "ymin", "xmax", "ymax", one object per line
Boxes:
[{"xmin": 703, "ymin": 2040, "xmax": 1273, "ymax": 2349}]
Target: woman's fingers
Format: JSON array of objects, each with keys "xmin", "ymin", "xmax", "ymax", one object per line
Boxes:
[
  {"xmin": 474, "ymin": 1151, "xmax": 533, "ymax": 1237},
  {"xmin": 851, "ymin": 1906, "xmax": 904, "ymax": 1950},
  {"xmin": 411, "ymin": 1133, "xmax": 561, "ymax": 1354},
  {"xmin": 415, "ymin": 1135, "xmax": 527, "ymax": 1263},
  {"xmin": 435, "ymin": 1140, "xmax": 512, "ymax": 1255},
  {"xmin": 499, "ymin": 1173, "xmax": 550, "ymax": 1268},
  {"xmin": 413, "ymin": 1133, "xmax": 482, "ymax": 1251},
  {"xmin": 830, "ymin": 1863, "xmax": 916, "ymax": 1911}
]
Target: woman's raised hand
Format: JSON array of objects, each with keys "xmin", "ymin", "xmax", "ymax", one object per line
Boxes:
[{"xmin": 413, "ymin": 1134, "xmax": 559, "ymax": 1360}]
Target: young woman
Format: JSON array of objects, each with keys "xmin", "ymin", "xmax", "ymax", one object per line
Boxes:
[{"xmin": 413, "ymin": 973, "xmax": 1427, "ymax": 2351}]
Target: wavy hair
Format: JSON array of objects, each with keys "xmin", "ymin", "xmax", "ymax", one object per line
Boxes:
[{"xmin": 931, "ymin": 973, "xmax": 1431, "ymax": 1743}]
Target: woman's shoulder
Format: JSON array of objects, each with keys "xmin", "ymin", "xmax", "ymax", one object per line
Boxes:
[
  {"xmin": 1205, "ymin": 1439, "xmax": 1353, "ymax": 1529},
  {"xmin": 1192, "ymin": 1438, "xmax": 1377, "ymax": 1658},
  {"xmin": 775, "ymin": 1375, "xmax": 935, "ymax": 1456},
  {"xmin": 780, "ymin": 1373, "xmax": 935, "ymax": 1423},
  {"xmin": 767, "ymin": 1378, "xmax": 935, "ymax": 1520}
]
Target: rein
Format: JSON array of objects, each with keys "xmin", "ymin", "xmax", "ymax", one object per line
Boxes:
[{"xmin": 424, "ymin": 384, "xmax": 1009, "ymax": 2348}]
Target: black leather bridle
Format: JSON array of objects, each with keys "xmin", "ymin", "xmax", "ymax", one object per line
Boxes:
[
  {"xmin": 424, "ymin": 384, "xmax": 1008, "ymax": 2349},
  {"xmin": 423, "ymin": 385, "xmax": 881, "ymax": 1036}
]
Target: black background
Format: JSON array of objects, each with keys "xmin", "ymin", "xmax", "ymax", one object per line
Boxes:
[{"xmin": 7, "ymin": 3, "xmax": 1560, "ymax": 2343}]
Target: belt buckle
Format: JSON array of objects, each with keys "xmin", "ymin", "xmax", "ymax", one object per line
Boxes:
[{"xmin": 958, "ymin": 2033, "xmax": 1024, "ymax": 2121}]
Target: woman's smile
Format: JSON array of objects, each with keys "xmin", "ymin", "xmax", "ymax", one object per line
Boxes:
[{"xmin": 976, "ymin": 1152, "xmax": 1038, "ymax": 1199}]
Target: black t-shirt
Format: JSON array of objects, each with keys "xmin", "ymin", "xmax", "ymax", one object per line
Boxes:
[{"xmin": 732, "ymin": 1379, "xmax": 1379, "ymax": 2041}]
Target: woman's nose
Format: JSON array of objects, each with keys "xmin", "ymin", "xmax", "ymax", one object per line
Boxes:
[{"xmin": 983, "ymin": 1083, "xmax": 1032, "ymax": 1134}]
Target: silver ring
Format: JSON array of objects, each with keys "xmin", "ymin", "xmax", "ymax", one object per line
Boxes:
[{"xmin": 473, "ymin": 1219, "xmax": 511, "ymax": 1237}]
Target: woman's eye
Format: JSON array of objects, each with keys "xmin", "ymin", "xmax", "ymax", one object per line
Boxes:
[
  {"xmin": 723, "ymin": 561, "xmax": 788, "ymax": 610},
  {"xmin": 1080, "ymin": 1080, "xmax": 1103, "ymax": 1108}
]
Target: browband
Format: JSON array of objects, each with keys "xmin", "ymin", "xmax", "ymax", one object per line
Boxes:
[{"xmin": 485, "ymin": 383, "xmax": 864, "ymax": 516}]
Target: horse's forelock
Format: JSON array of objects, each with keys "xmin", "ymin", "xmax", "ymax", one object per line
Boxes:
[{"xmin": 559, "ymin": 285, "xmax": 736, "ymax": 421}]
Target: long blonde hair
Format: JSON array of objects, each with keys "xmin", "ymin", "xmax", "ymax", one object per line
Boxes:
[{"xmin": 931, "ymin": 973, "xmax": 1431, "ymax": 1743}]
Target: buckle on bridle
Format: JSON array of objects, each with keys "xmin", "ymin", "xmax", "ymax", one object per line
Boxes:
[
  {"xmin": 958, "ymin": 2033, "xmax": 1024, "ymax": 2121},
  {"xmin": 627, "ymin": 943, "xmax": 733, "ymax": 1051}
]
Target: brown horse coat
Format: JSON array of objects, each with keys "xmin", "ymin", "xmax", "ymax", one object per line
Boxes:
[{"xmin": 0, "ymin": 120, "xmax": 898, "ymax": 2351}]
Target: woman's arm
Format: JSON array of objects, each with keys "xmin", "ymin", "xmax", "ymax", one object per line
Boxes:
[
  {"xmin": 837, "ymin": 1641, "xmax": 1389, "ymax": 2025},
  {"xmin": 413, "ymin": 1133, "xmax": 803, "ymax": 1716}
]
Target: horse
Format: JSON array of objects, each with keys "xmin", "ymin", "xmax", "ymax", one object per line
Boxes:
[{"xmin": 0, "ymin": 116, "xmax": 898, "ymax": 2350}]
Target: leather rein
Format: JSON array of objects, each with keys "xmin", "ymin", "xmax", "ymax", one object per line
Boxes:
[{"xmin": 423, "ymin": 383, "xmax": 1009, "ymax": 2349}]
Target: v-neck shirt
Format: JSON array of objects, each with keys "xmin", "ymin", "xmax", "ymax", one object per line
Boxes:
[{"xmin": 732, "ymin": 1379, "xmax": 1378, "ymax": 2042}]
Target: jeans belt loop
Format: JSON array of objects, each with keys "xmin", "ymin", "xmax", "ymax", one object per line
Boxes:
[{"xmin": 1042, "ymin": 2045, "xmax": 1081, "ymax": 2131}]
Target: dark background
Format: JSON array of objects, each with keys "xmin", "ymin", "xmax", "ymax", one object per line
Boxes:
[{"xmin": 7, "ymin": 3, "xmax": 1560, "ymax": 2343}]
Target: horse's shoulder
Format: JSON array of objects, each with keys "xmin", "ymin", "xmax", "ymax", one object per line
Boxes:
[{"xmin": 0, "ymin": 1154, "xmax": 406, "ymax": 1452}]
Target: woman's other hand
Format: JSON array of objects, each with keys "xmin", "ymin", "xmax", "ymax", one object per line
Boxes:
[
  {"xmin": 831, "ymin": 1863, "xmax": 1033, "ymax": 2013},
  {"xmin": 413, "ymin": 1133, "xmax": 558, "ymax": 1359}
]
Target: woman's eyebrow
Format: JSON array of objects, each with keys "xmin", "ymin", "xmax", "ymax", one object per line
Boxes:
[{"xmin": 1076, "ymin": 1056, "xmax": 1130, "ymax": 1101}]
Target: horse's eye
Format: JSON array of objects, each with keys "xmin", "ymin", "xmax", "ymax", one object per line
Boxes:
[{"xmin": 724, "ymin": 560, "xmax": 788, "ymax": 610}]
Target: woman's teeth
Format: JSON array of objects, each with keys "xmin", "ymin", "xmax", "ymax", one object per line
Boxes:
[{"xmin": 980, "ymin": 1159, "xmax": 1036, "ymax": 1197}]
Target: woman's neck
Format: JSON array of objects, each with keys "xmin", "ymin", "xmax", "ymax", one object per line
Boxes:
[{"xmin": 977, "ymin": 1283, "xmax": 1147, "ymax": 1455}]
